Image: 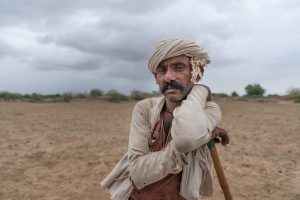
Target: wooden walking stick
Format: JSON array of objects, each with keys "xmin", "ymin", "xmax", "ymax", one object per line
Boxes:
[{"xmin": 207, "ymin": 140, "xmax": 233, "ymax": 200}]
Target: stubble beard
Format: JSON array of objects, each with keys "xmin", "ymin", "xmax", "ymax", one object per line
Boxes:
[{"xmin": 160, "ymin": 83, "xmax": 194, "ymax": 103}]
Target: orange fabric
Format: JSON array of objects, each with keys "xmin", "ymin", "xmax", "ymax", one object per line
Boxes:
[{"xmin": 129, "ymin": 115, "xmax": 185, "ymax": 200}]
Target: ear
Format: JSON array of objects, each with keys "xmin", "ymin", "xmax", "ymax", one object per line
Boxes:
[{"xmin": 154, "ymin": 74, "xmax": 158, "ymax": 84}]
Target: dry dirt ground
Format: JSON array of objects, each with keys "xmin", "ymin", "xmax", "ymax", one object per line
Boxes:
[{"xmin": 0, "ymin": 99, "xmax": 299, "ymax": 200}]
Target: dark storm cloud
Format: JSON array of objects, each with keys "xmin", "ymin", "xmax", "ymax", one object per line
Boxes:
[
  {"xmin": 34, "ymin": 53, "xmax": 105, "ymax": 71},
  {"xmin": 105, "ymin": 60, "xmax": 153, "ymax": 81},
  {"xmin": 50, "ymin": 23, "xmax": 153, "ymax": 62},
  {"xmin": 1, "ymin": 0, "xmax": 239, "ymax": 74},
  {"xmin": 1, "ymin": 0, "xmax": 300, "ymax": 95},
  {"xmin": 34, "ymin": 21, "xmax": 156, "ymax": 71},
  {"xmin": 0, "ymin": 0, "xmax": 172, "ymax": 26},
  {"xmin": 0, "ymin": 0, "xmax": 175, "ymax": 72}
]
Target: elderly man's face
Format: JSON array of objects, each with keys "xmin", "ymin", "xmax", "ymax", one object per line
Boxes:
[{"xmin": 155, "ymin": 55, "xmax": 194, "ymax": 102}]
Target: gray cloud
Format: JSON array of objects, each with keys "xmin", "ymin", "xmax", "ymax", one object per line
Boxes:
[
  {"xmin": 105, "ymin": 60, "xmax": 152, "ymax": 81},
  {"xmin": 34, "ymin": 54, "xmax": 105, "ymax": 71},
  {"xmin": 0, "ymin": 0, "xmax": 173, "ymax": 27},
  {"xmin": 0, "ymin": 40, "xmax": 13, "ymax": 58},
  {"xmin": 0, "ymin": 0, "xmax": 300, "ymax": 95}
]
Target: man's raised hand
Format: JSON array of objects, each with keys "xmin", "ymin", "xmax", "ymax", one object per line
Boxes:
[{"xmin": 211, "ymin": 127, "xmax": 229, "ymax": 146}]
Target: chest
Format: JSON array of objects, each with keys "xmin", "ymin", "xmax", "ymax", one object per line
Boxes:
[{"xmin": 149, "ymin": 113, "xmax": 173, "ymax": 151}]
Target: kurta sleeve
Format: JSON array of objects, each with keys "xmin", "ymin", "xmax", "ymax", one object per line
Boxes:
[
  {"xmin": 171, "ymin": 85, "xmax": 222, "ymax": 153},
  {"xmin": 128, "ymin": 99, "xmax": 186, "ymax": 190}
]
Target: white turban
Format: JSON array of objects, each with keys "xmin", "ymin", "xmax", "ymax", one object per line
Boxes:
[{"xmin": 148, "ymin": 38, "xmax": 211, "ymax": 82}]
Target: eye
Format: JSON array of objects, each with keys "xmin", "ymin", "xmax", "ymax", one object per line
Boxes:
[
  {"xmin": 156, "ymin": 66, "xmax": 166, "ymax": 74},
  {"xmin": 174, "ymin": 64, "xmax": 185, "ymax": 71}
]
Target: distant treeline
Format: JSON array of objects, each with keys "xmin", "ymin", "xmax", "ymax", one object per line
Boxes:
[
  {"xmin": 213, "ymin": 83, "xmax": 300, "ymax": 103},
  {"xmin": 1, "ymin": 83, "xmax": 299, "ymax": 103},
  {"xmin": 0, "ymin": 89, "xmax": 162, "ymax": 103}
]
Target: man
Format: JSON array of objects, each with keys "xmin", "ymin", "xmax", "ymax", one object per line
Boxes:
[{"xmin": 101, "ymin": 38, "xmax": 229, "ymax": 200}]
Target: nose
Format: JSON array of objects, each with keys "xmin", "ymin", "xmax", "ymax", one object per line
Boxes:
[{"xmin": 164, "ymin": 68, "xmax": 175, "ymax": 83}]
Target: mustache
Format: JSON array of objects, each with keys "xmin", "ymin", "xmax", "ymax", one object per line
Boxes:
[{"xmin": 160, "ymin": 80, "xmax": 184, "ymax": 93}]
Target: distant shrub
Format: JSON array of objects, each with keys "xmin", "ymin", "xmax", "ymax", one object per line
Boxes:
[
  {"xmin": 245, "ymin": 83, "xmax": 266, "ymax": 97},
  {"xmin": 45, "ymin": 94, "xmax": 61, "ymax": 98},
  {"xmin": 90, "ymin": 89, "xmax": 103, "ymax": 98},
  {"xmin": 146, "ymin": 90, "xmax": 162, "ymax": 98},
  {"xmin": 267, "ymin": 94, "xmax": 280, "ymax": 98},
  {"xmin": 29, "ymin": 93, "xmax": 44, "ymax": 102},
  {"xmin": 23, "ymin": 94, "xmax": 31, "ymax": 99},
  {"xmin": 213, "ymin": 93, "xmax": 229, "ymax": 98},
  {"xmin": 231, "ymin": 91, "xmax": 239, "ymax": 97},
  {"xmin": 287, "ymin": 88, "xmax": 300, "ymax": 103},
  {"xmin": 25, "ymin": 92, "xmax": 73, "ymax": 103},
  {"xmin": 105, "ymin": 90, "xmax": 128, "ymax": 102},
  {"xmin": 73, "ymin": 92, "xmax": 87, "ymax": 98},
  {"xmin": 295, "ymin": 94, "xmax": 300, "ymax": 103},
  {"xmin": 130, "ymin": 90, "xmax": 162, "ymax": 100},
  {"xmin": 61, "ymin": 93, "xmax": 73, "ymax": 102},
  {"xmin": 130, "ymin": 90, "xmax": 146, "ymax": 100},
  {"xmin": 0, "ymin": 92, "xmax": 23, "ymax": 100}
]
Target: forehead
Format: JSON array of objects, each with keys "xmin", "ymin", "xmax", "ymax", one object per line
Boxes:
[{"xmin": 159, "ymin": 55, "xmax": 190, "ymax": 66}]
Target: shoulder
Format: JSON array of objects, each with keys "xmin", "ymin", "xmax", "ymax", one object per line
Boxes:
[
  {"xmin": 131, "ymin": 97, "xmax": 164, "ymax": 124},
  {"xmin": 134, "ymin": 97, "xmax": 163, "ymax": 111}
]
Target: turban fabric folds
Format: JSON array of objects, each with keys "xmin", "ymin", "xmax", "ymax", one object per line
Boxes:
[{"xmin": 148, "ymin": 38, "xmax": 211, "ymax": 82}]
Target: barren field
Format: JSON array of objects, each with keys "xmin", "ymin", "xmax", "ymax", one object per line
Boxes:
[{"xmin": 0, "ymin": 99, "xmax": 299, "ymax": 200}]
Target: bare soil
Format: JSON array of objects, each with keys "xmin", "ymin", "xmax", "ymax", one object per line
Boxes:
[{"xmin": 0, "ymin": 99, "xmax": 299, "ymax": 200}]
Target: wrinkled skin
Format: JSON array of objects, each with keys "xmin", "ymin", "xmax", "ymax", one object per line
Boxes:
[
  {"xmin": 155, "ymin": 55, "xmax": 195, "ymax": 105},
  {"xmin": 155, "ymin": 55, "xmax": 229, "ymax": 145}
]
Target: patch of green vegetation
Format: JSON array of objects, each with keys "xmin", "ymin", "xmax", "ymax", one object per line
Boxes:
[
  {"xmin": 130, "ymin": 90, "xmax": 162, "ymax": 100},
  {"xmin": 105, "ymin": 89, "xmax": 129, "ymax": 102},
  {"xmin": 89, "ymin": 89, "xmax": 103, "ymax": 98},
  {"xmin": 2, "ymin": 84, "xmax": 298, "ymax": 104},
  {"xmin": 245, "ymin": 83, "xmax": 266, "ymax": 97},
  {"xmin": 231, "ymin": 91, "xmax": 239, "ymax": 97},
  {"xmin": 212, "ymin": 93, "xmax": 229, "ymax": 98},
  {"xmin": 0, "ymin": 92, "xmax": 23, "ymax": 100},
  {"xmin": 288, "ymin": 88, "xmax": 300, "ymax": 103}
]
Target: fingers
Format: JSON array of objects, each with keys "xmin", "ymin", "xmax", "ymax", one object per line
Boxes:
[
  {"xmin": 211, "ymin": 127, "xmax": 221, "ymax": 138},
  {"xmin": 211, "ymin": 127, "xmax": 230, "ymax": 146},
  {"xmin": 220, "ymin": 131, "xmax": 230, "ymax": 146},
  {"xmin": 213, "ymin": 138, "xmax": 221, "ymax": 143}
]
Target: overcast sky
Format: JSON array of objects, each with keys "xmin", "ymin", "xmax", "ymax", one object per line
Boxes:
[{"xmin": 0, "ymin": 0, "xmax": 299, "ymax": 95}]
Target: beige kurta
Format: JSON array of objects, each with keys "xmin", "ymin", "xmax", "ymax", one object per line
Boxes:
[{"xmin": 101, "ymin": 85, "xmax": 222, "ymax": 200}]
